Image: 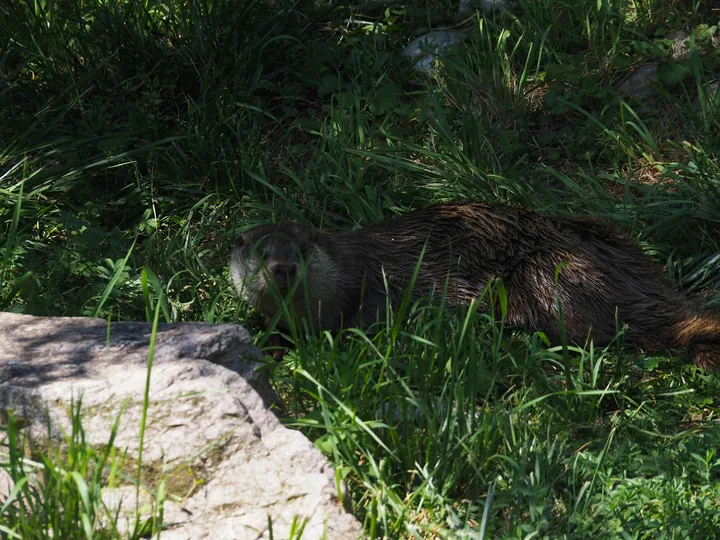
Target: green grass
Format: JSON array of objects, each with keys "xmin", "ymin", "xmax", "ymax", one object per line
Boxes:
[{"xmin": 2, "ymin": 0, "xmax": 720, "ymax": 537}]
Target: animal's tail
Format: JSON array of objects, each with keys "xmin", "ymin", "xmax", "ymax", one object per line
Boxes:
[{"xmin": 672, "ymin": 313, "xmax": 720, "ymax": 369}]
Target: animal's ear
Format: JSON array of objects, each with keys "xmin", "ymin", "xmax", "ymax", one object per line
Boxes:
[
  {"xmin": 235, "ymin": 232, "xmax": 251, "ymax": 249},
  {"xmin": 295, "ymin": 222, "xmax": 320, "ymax": 244}
]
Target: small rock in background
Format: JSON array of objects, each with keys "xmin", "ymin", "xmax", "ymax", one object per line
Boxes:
[
  {"xmin": 617, "ymin": 62, "xmax": 659, "ymax": 101},
  {"xmin": 666, "ymin": 27, "xmax": 720, "ymax": 60},
  {"xmin": 458, "ymin": 0, "xmax": 511, "ymax": 15},
  {"xmin": 402, "ymin": 30, "xmax": 466, "ymax": 76},
  {"xmin": 668, "ymin": 30, "xmax": 691, "ymax": 60},
  {"xmin": 405, "ymin": 0, "xmax": 512, "ymax": 75},
  {"xmin": 480, "ymin": 0, "xmax": 510, "ymax": 12},
  {"xmin": 615, "ymin": 29, "xmax": 715, "ymax": 101}
]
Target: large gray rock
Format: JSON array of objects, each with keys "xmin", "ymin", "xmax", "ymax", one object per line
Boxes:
[{"xmin": 0, "ymin": 312, "xmax": 362, "ymax": 539}]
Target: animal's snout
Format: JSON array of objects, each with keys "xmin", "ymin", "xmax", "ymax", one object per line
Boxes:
[{"xmin": 267, "ymin": 261, "xmax": 299, "ymax": 289}]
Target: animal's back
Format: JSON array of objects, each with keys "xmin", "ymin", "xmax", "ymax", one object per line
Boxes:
[{"xmin": 330, "ymin": 202, "xmax": 720, "ymax": 367}]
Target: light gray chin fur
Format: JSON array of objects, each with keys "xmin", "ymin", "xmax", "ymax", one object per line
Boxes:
[{"xmin": 230, "ymin": 246, "xmax": 261, "ymax": 305}]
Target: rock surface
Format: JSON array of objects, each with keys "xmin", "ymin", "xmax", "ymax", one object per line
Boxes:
[
  {"xmin": 617, "ymin": 62, "xmax": 659, "ymax": 101},
  {"xmin": 668, "ymin": 30, "xmax": 691, "ymax": 60},
  {"xmin": 458, "ymin": 0, "xmax": 510, "ymax": 15},
  {"xmin": 695, "ymin": 80, "xmax": 719, "ymax": 116},
  {"xmin": 0, "ymin": 312, "xmax": 362, "ymax": 539},
  {"xmin": 402, "ymin": 30, "xmax": 466, "ymax": 76}
]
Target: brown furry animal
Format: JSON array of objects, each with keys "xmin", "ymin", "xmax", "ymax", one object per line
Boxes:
[{"xmin": 230, "ymin": 202, "xmax": 720, "ymax": 369}]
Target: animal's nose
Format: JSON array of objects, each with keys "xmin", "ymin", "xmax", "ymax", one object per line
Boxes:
[{"xmin": 268, "ymin": 262, "xmax": 298, "ymax": 288}]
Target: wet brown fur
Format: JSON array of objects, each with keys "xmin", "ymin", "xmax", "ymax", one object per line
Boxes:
[{"xmin": 230, "ymin": 202, "xmax": 720, "ymax": 369}]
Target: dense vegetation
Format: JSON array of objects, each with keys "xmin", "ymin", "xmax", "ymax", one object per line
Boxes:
[{"xmin": 2, "ymin": 0, "xmax": 720, "ymax": 537}]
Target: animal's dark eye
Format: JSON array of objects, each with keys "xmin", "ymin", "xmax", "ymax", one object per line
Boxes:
[{"xmin": 247, "ymin": 240, "xmax": 265, "ymax": 257}]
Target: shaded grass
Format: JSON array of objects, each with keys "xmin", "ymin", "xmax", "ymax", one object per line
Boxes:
[{"xmin": 1, "ymin": 0, "xmax": 720, "ymax": 537}]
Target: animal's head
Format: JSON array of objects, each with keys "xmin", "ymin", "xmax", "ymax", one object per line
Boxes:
[{"xmin": 230, "ymin": 221, "xmax": 320, "ymax": 309}]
